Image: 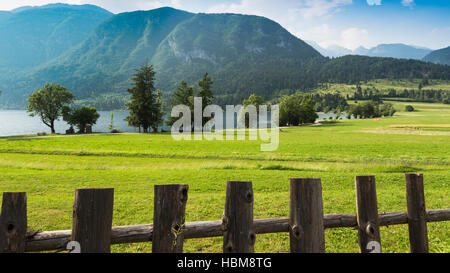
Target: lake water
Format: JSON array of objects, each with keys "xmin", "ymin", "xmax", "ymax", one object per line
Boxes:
[
  {"xmin": 0, "ymin": 110, "xmax": 343, "ymax": 137},
  {"xmin": 0, "ymin": 110, "xmax": 139, "ymax": 136}
]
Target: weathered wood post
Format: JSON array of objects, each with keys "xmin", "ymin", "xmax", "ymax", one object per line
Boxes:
[
  {"xmin": 355, "ymin": 176, "xmax": 382, "ymax": 253},
  {"xmin": 0, "ymin": 192, "xmax": 27, "ymax": 253},
  {"xmin": 223, "ymin": 181, "xmax": 255, "ymax": 253},
  {"xmin": 405, "ymin": 173, "xmax": 429, "ymax": 253},
  {"xmin": 152, "ymin": 184, "xmax": 189, "ymax": 253},
  {"xmin": 71, "ymin": 188, "xmax": 114, "ymax": 253},
  {"xmin": 289, "ymin": 178, "xmax": 325, "ymax": 253}
]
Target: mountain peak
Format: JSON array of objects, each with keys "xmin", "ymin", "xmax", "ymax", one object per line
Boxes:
[
  {"xmin": 7, "ymin": 3, "xmax": 112, "ymax": 14},
  {"xmin": 423, "ymin": 45, "xmax": 450, "ymax": 66}
]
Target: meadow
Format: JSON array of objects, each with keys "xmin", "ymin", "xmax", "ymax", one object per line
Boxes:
[
  {"xmin": 0, "ymin": 100, "xmax": 449, "ymax": 253},
  {"xmin": 314, "ymin": 79, "xmax": 450, "ymax": 96}
]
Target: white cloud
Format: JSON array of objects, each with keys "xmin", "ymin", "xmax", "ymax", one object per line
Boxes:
[
  {"xmin": 297, "ymin": 0, "xmax": 352, "ymax": 19},
  {"xmin": 207, "ymin": 0, "xmax": 353, "ymax": 47},
  {"xmin": 366, "ymin": 0, "xmax": 382, "ymax": 5},
  {"xmin": 401, "ymin": 0, "xmax": 414, "ymax": 7},
  {"xmin": 340, "ymin": 27, "xmax": 372, "ymax": 50},
  {"xmin": 208, "ymin": 0, "xmax": 352, "ymax": 20},
  {"xmin": 297, "ymin": 24, "xmax": 336, "ymax": 47},
  {"xmin": 298, "ymin": 25, "xmax": 377, "ymax": 51}
]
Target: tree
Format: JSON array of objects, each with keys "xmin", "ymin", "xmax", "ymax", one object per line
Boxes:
[
  {"xmin": 349, "ymin": 101, "xmax": 396, "ymax": 119},
  {"xmin": 405, "ymin": 105, "xmax": 415, "ymax": 112},
  {"xmin": 27, "ymin": 83, "xmax": 74, "ymax": 134},
  {"xmin": 349, "ymin": 101, "xmax": 379, "ymax": 119},
  {"xmin": 125, "ymin": 63, "xmax": 164, "ymax": 133},
  {"xmin": 379, "ymin": 102, "xmax": 396, "ymax": 117},
  {"xmin": 279, "ymin": 94, "xmax": 318, "ymax": 126},
  {"xmin": 63, "ymin": 106, "xmax": 100, "ymax": 133},
  {"xmin": 196, "ymin": 72, "xmax": 214, "ymax": 126},
  {"xmin": 240, "ymin": 94, "xmax": 264, "ymax": 128},
  {"xmin": 166, "ymin": 80, "xmax": 195, "ymax": 126},
  {"xmin": 108, "ymin": 111, "xmax": 115, "ymax": 131}
]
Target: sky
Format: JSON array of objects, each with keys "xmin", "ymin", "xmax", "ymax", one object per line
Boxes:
[{"xmin": 1, "ymin": 0, "xmax": 449, "ymax": 50}]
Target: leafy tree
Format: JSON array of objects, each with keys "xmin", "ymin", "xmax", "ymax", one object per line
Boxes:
[
  {"xmin": 349, "ymin": 101, "xmax": 379, "ymax": 119},
  {"xmin": 349, "ymin": 101, "xmax": 395, "ymax": 119},
  {"xmin": 240, "ymin": 94, "xmax": 264, "ymax": 128},
  {"xmin": 279, "ymin": 94, "xmax": 318, "ymax": 126},
  {"xmin": 310, "ymin": 93, "xmax": 349, "ymax": 113},
  {"xmin": 166, "ymin": 81, "xmax": 195, "ymax": 126},
  {"xmin": 405, "ymin": 105, "xmax": 415, "ymax": 112},
  {"xmin": 196, "ymin": 72, "xmax": 214, "ymax": 126},
  {"xmin": 63, "ymin": 106, "xmax": 100, "ymax": 133},
  {"xmin": 27, "ymin": 83, "xmax": 74, "ymax": 134},
  {"xmin": 379, "ymin": 102, "xmax": 396, "ymax": 117},
  {"xmin": 243, "ymin": 94, "xmax": 264, "ymax": 108},
  {"xmin": 125, "ymin": 63, "xmax": 164, "ymax": 133}
]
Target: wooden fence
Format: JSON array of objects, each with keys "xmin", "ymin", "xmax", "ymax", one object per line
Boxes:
[{"xmin": 0, "ymin": 174, "xmax": 449, "ymax": 253}]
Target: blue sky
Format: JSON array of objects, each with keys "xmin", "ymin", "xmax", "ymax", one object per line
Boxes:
[{"xmin": 1, "ymin": 0, "xmax": 449, "ymax": 50}]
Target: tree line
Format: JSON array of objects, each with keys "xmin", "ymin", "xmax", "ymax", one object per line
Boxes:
[
  {"xmin": 27, "ymin": 62, "xmax": 409, "ymax": 135},
  {"xmin": 348, "ymin": 84, "xmax": 450, "ymax": 104}
]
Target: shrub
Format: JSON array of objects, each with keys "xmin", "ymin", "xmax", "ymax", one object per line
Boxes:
[{"xmin": 405, "ymin": 105, "xmax": 415, "ymax": 112}]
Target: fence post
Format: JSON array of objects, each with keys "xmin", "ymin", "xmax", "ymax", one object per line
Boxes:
[
  {"xmin": 0, "ymin": 192, "xmax": 27, "ymax": 253},
  {"xmin": 152, "ymin": 184, "xmax": 189, "ymax": 253},
  {"xmin": 355, "ymin": 176, "xmax": 382, "ymax": 253},
  {"xmin": 289, "ymin": 178, "xmax": 325, "ymax": 253},
  {"xmin": 223, "ymin": 181, "xmax": 255, "ymax": 253},
  {"xmin": 71, "ymin": 188, "xmax": 114, "ymax": 253},
  {"xmin": 405, "ymin": 173, "xmax": 428, "ymax": 253}
]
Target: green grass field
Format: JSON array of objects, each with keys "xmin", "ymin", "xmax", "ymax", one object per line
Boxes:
[
  {"xmin": 314, "ymin": 79, "xmax": 450, "ymax": 95},
  {"xmin": 0, "ymin": 101, "xmax": 449, "ymax": 253}
]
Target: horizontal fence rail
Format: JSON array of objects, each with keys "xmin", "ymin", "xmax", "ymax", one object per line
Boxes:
[
  {"xmin": 24, "ymin": 210, "xmax": 450, "ymax": 252},
  {"xmin": 0, "ymin": 174, "xmax": 449, "ymax": 253}
]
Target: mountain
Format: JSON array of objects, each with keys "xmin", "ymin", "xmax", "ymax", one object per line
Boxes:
[
  {"xmin": 304, "ymin": 43, "xmax": 432, "ymax": 60},
  {"xmin": 361, "ymin": 44, "xmax": 432, "ymax": 60},
  {"xmin": 326, "ymin": 45, "xmax": 352, "ymax": 57},
  {"xmin": 3, "ymin": 7, "xmax": 323, "ymax": 108},
  {"xmin": 423, "ymin": 46, "xmax": 450, "ymax": 66},
  {"xmin": 0, "ymin": 4, "xmax": 112, "ymax": 72},
  {"xmin": 353, "ymin": 46, "xmax": 369, "ymax": 55},
  {"xmin": 306, "ymin": 41, "xmax": 351, "ymax": 57},
  {"xmin": 1, "ymin": 6, "xmax": 450, "ymax": 110},
  {"xmin": 319, "ymin": 55, "xmax": 450, "ymax": 83},
  {"xmin": 306, "ymin": 40, "xmax": 328, "ymax": 56}
]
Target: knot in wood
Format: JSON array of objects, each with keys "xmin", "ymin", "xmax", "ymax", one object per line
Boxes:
[
  {"xmin": 221, "ymin": 215, "xmax": 229, "ymax": 231},
  {"xmin": 365, "ymin": 222, "xmax": 377, "ymax": 237},
  {"xmin": 178, "ymin": 186, "xmax": 188, "ymax": 204},
  {"xmin": 248, "ymin": 231, "xmax": 256, "ymax": 245},
  {"xmin": 244, "ymin": 190, "xmax": 253, "ymax": 203},
  {"xmin": 6, "ymin": 223, "xmax": 15, "ymax": 233},
  {"xmin": 291, "ymin": 225, "xmax": 303, "ymax": 239},
  {"xmin": 225, "ymin": 242, "xmax": 233, "ymax": 253}
]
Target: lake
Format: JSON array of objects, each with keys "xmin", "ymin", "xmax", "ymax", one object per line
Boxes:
[
  {"xmin": 0, "ymin": 110, "xmax": 138, "ymax": 136},
  {"xmin": 0, "ymin": 111, "xmax": 343, "ymax": 137}
]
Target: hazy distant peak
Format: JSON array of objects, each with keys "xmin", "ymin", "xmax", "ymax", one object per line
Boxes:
[
  {"xmin": 423, "ymin": 45, "xmax": 450, "ymax": 66},
  {"xmin": 9, "ymin": 3, "xmax": 112, "ymax": 14}
]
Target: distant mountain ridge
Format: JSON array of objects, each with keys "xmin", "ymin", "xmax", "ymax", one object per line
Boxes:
[
  {"xmin": 0, "ymin": 3, "xmax": 112, "ymax": 70},
  {"xmin": 306, "ymin": 42, "xmax": 432, "ymax": 60},
  {"xmin": 423, "ymin": 46, "xmax": 450, "ymax": 66},
  {"xmin": 363, "ymin": 44, "xmax": 432, "ymax": 60},
  {"xmin": 3, "ymin": 7, "xmax": 324, "ymax": 107},
  {"xmin": 0, "ymin": 5, "xmax": 449, "ymax": 110}
]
